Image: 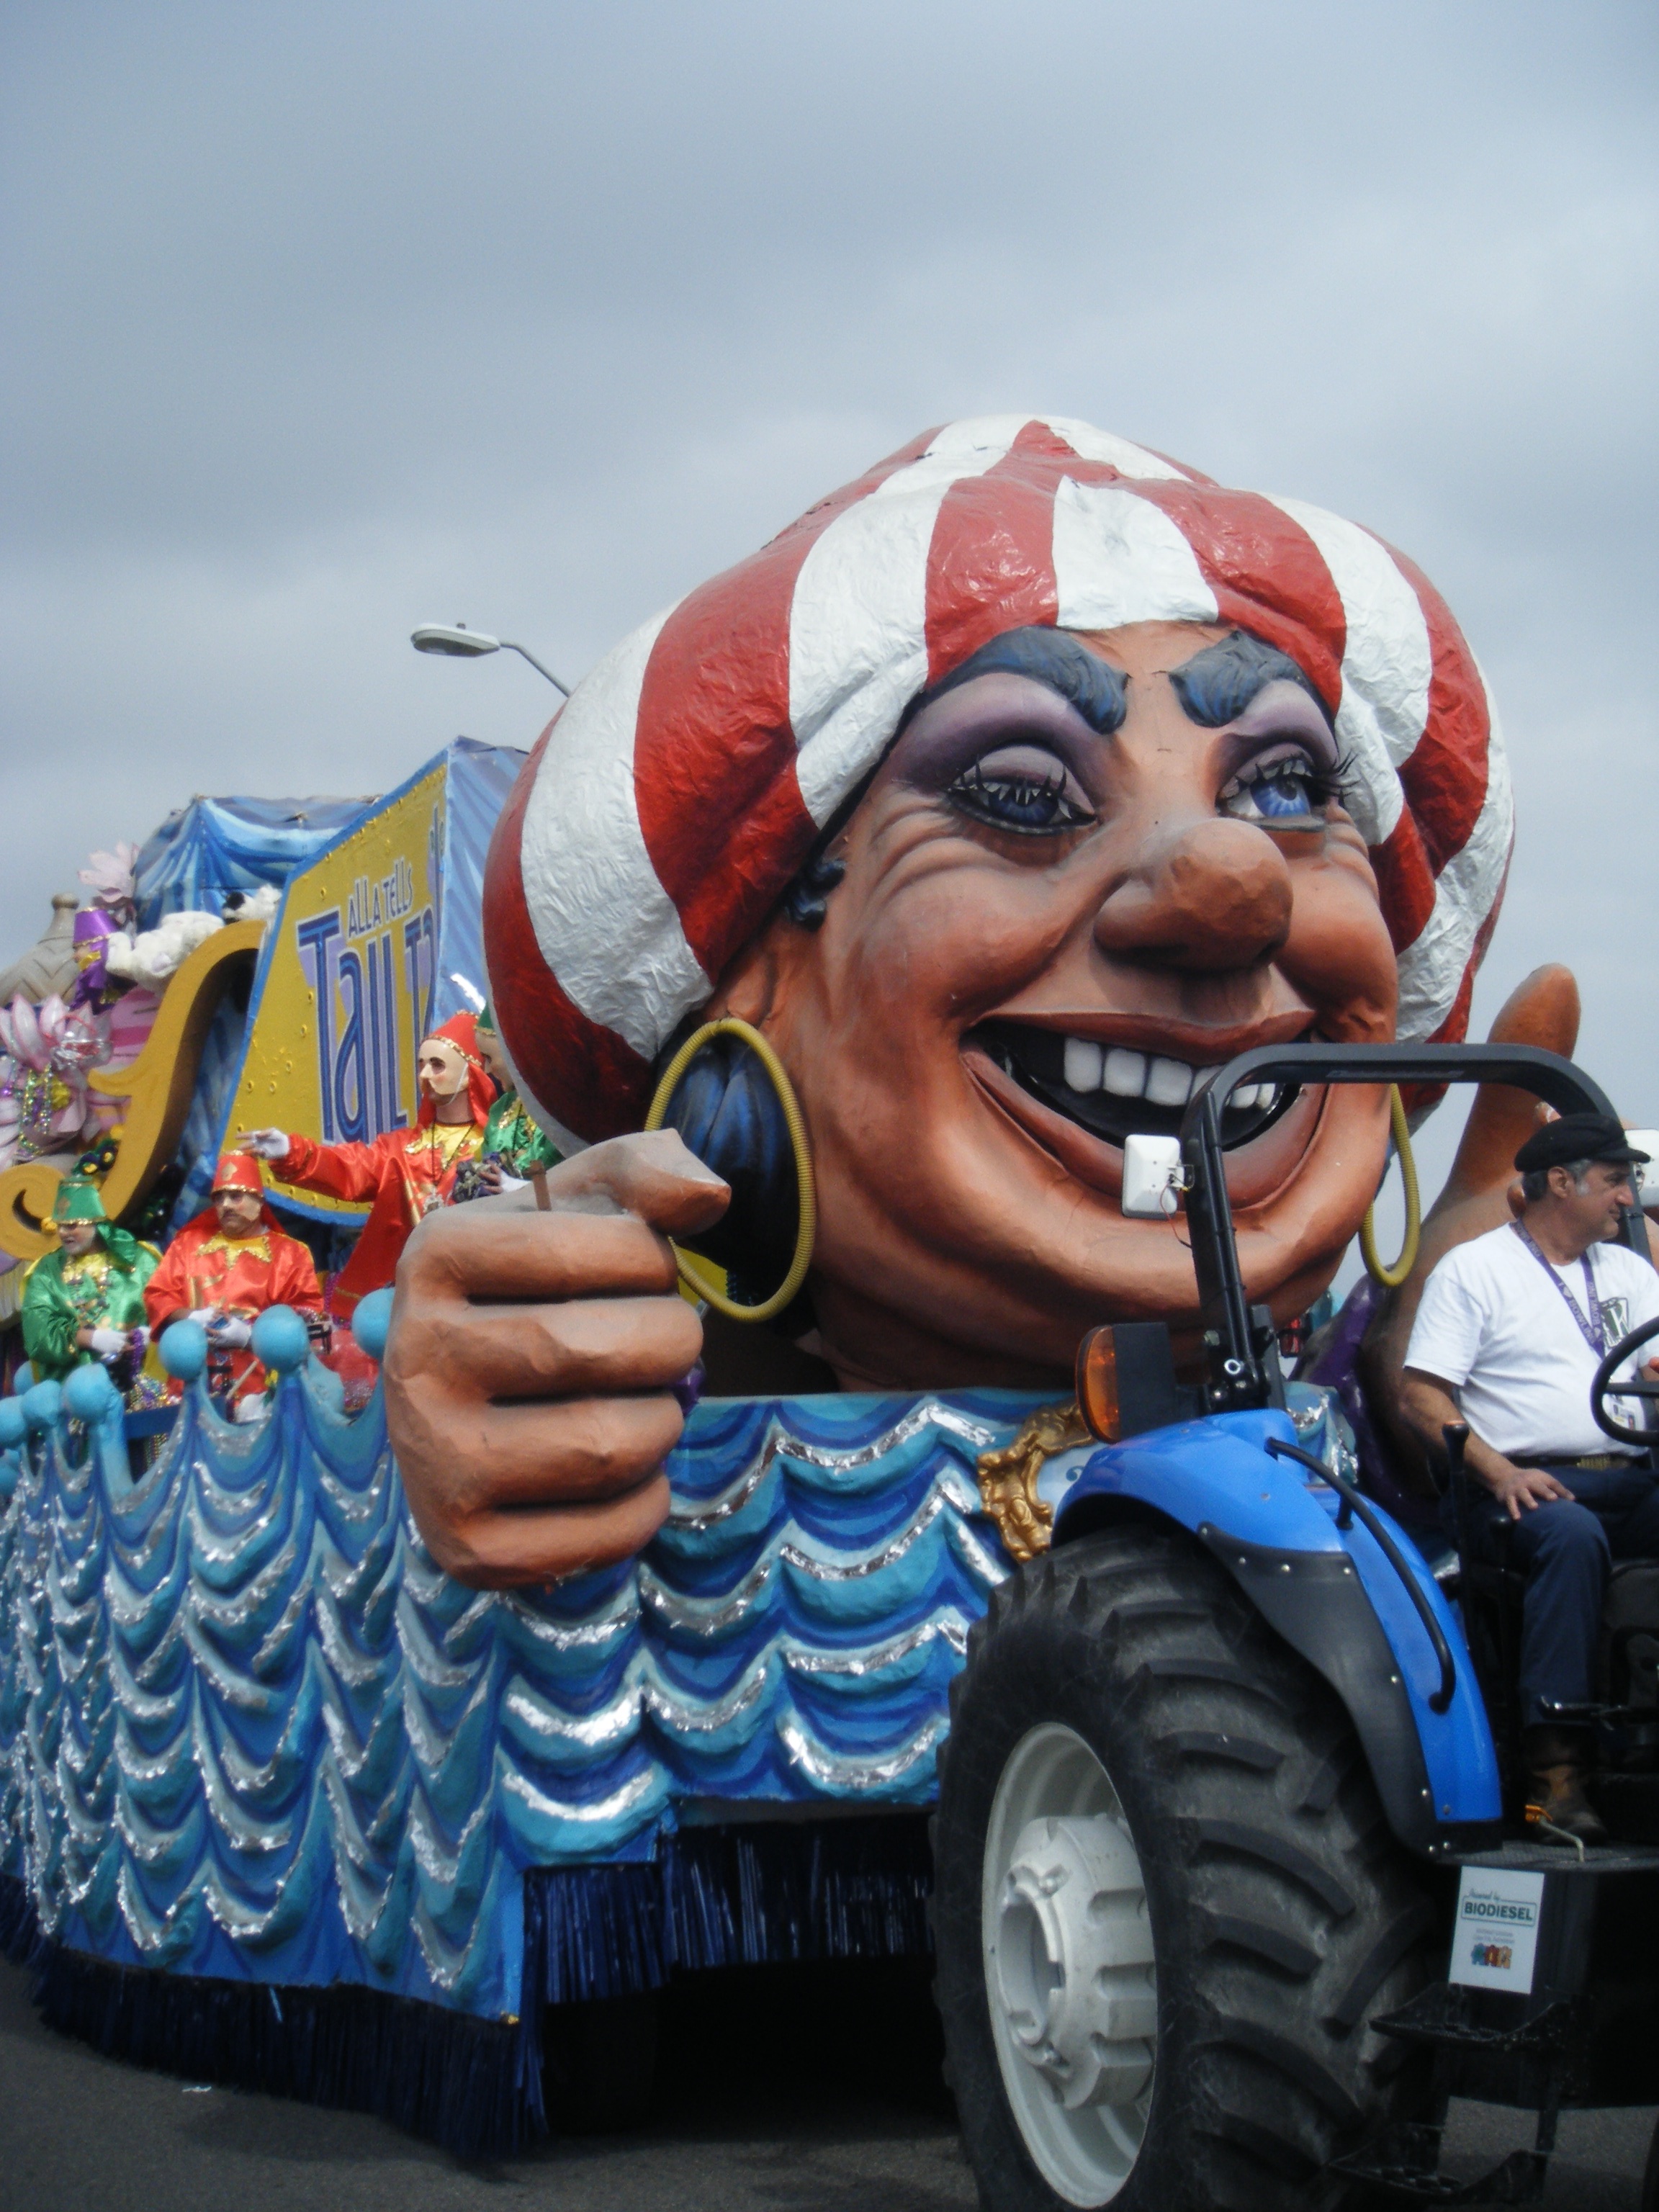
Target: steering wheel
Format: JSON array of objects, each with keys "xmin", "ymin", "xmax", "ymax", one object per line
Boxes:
[{"xmin": 1591, "ymin": 1312, "xmax": 1659, "ymax": 1446}]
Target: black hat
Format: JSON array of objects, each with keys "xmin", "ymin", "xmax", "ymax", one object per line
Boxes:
[{"xmin": 1514, "ymin": 1112, "xmax": 1650, "ymax": 1177}]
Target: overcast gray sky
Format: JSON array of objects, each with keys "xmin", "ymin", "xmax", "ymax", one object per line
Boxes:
[{"xmin": 2, "ymin": 1, "xmax": 1655, "ymax": 1197}]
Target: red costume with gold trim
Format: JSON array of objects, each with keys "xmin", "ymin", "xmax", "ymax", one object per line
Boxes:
[
  {"xmin": 145, "ymin": 1161, "xmax": 325, "ymax": 1406},
  {"xmin": 271, "ymin": 1012, "xmax": 493, "ymax": 1316}
]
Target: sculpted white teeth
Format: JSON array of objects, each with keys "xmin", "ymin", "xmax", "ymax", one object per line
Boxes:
[
  {"xmin": 1007, "ymin": 1035, "xmax": 1286, "ymax": 1123},
  {"xmin": 1063, "ymin": 1038, "xmax": 1104, "ymax": 1093},
  {"xmin": 1103, "ymin": 1048, "xmax": 1146, "ymax": 1098}
]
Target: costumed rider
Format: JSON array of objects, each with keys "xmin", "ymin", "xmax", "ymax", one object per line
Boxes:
[
  {"xmin": 238, "ymin": 1010, "xmax": 493, "ymax": 1315},
  {"xmin": 454, "ymin": 1002, "xmax": 562, "ymax": 1199},
  {"xmin": 68, "ymin": 904, "xmax": 127, "ymax": 1014},
  {"xmin": 1403, "ymin": 1114, "xmax": 1659, "ymax": 1844},
  {"xmin": 145, "ymin": 1154, "xmax": 326, "ymax": 1419},
  {"xmin": 22, "ymin": 1180, "xmax": 167, "ymax": 1410}
]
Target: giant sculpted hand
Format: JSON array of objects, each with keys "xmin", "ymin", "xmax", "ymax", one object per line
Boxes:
[{"xmin": 383, "ymin": 1130, "xmax": 729, "ymax": 1587}]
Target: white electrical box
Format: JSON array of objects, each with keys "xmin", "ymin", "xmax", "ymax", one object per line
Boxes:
[{"xmin": 1121, "ymin": 1134, "xmax": 1184, "ymax": 1218}]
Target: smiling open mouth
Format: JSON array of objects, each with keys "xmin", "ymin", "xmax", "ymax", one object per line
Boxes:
[{"xmin": 966, "ymin": 1020, "xmax": 1300, "ymax": 1151}]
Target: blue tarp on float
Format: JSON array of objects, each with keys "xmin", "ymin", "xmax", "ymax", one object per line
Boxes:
[
  {"xmin": 135, "ymin": 794, "xmax": 373, "ymax": 929},
  {"xmin": 431, "ymin": 738, "xmax": 523, "ymax": 1033}
]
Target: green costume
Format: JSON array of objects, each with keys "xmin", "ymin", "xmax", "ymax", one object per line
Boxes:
[
  {"xmin": 481, "ymin": 1092, "xmax": 562, "ymax": 1179},
  {"xmin": 477, "ymin": 1002, "xmax": 562, "ymax": 1179},
  {"xmin": 21, "ymin": 1181, "xmax": 164, "ymax": 1404}
]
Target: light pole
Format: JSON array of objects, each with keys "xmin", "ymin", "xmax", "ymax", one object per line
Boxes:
[{"xmin": 410, "ymin": 623, "xmax": 570, "ymax": 697}]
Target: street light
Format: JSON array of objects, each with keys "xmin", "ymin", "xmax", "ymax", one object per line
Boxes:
[{"xmin": 410, "ymin": 623, "xmax": 570, "ymax": 697}]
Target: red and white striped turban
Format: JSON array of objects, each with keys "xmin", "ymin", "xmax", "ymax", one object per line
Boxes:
[{"xmin": 485, "ymin": 415, "xmax": 1512, "ymax": 1147}]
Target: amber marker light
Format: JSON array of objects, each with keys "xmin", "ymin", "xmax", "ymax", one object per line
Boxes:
[{"xmin": 1075, "ymin": 1326, "xmax": 1121, "ymax": 1443}]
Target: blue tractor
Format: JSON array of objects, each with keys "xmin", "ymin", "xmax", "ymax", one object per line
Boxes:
[{"xmin": 932, "ymin": 1043, "xmax": 1659, "ymax": 2211}]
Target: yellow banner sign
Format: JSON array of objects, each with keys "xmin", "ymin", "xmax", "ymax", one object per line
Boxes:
[{"xmin": 230, "ymin": 763, "xmax": 445, "ymax": 1218}]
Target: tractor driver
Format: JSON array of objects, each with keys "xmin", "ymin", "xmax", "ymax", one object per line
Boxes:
[{"xmin": 1402, "ymin": 1114, "xmax": 1659, "ymax": 1844}]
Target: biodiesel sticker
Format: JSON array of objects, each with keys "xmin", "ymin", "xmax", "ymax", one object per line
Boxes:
[{"xmin": 1448, "ymin": 1868, "xmax": 1545, "ymax": 1994}]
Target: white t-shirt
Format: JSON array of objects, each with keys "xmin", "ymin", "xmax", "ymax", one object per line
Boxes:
[{"xmin": 1404, "ymin": 1221, "xmax": 1659, "ymax": 1460}]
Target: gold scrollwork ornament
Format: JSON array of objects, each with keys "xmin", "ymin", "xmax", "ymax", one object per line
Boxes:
[{"xmin": 975, "ymin": 1399, "xmax": 1094, "ymax": 1565}]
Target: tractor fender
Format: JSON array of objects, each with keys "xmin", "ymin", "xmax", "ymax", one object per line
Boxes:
[{"xmin": 1050, "ymin": 1406, "xmax": 1501, "ymax": 1858}]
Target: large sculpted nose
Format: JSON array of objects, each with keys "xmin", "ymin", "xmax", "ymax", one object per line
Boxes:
[{"xmin": 1094, "ymin": 817, "xmax": 1294, "ymax": 972}]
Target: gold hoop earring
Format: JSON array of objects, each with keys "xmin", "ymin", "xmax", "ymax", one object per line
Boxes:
[
  {"xmin": 1360, "ymin": 1084, "xmax": 1421, "ymax": 1290},
  {"xmin": 644, "ymin": 1017, "xmax": 817, "ymax": 1325}
]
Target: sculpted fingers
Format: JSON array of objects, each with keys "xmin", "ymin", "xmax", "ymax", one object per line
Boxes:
[
  {"xmin": 422, "ymin": 1475, "xmax": 673, "ymax": 1588},
  {"xmin": 401, "ymin": 1292, "xmax": 703, "ymax": 1403},
  {"xmin": 382, "ymin": 1126, "xmax": 726, "ymax": 1590},
  {"xmin": 384, "ymin": 1269, "xmax": 700, "ymax": 1588},
  {"xmin": 405, "ymin": 1389, "xmax": 688, "ymax": 1513},
  {"xmin": 542, "ymin": 1129, "xmax": 731, "ymax": 1239},
  {"xmin": 393, "ymin": 1130, "xmax": 730, "ymax": 1313},
  {"xmin": 396, "ymin": 1205, "xmax": 681, "ymax": 1308},
  {"xmin": 395, "ymin": 1350, "xmax": 676, "ymax": 1582},
  {"xmin": 387, "ymin": 1381, "xmax": 682, "ymax": 1581}
]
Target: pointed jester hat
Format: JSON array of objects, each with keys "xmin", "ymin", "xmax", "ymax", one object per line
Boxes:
[
  {"xmin": 484, "ymin": 415, "xmax": 1511, "ymax": 1150},
  {"xmin": 417, "ymin": 1010, "xmax": 494, "ymax": 1128},
  {"xmin": 53, "ymin": 1179, "xmax": 109, "ymax": 1226}
]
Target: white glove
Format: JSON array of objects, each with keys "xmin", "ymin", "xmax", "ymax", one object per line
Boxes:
[
  {"xmin": 187, "ymin": 1307, "xmax": 220, "ymax": 1329},
  {"xmin": 89, "ymin": 1327, "xmax": 127, "ymax": 1359},
  {"xmin": 239, "ymin": 1129, "xmax": 290, "ymax": 1161},
  {"xmin": 209, "ymin": 1316, "xmax": 253, "ymax": 1349}
]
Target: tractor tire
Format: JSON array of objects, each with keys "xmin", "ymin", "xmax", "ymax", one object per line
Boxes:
[{"xmin": 933, "ymin": 1521, "xmax": 1437, "ymax": 2211}]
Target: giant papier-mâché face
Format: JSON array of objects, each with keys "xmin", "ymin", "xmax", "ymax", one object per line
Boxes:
[{"xmin": 484, "ymin": 417, "xmax": 1509, "ymax": 1388}]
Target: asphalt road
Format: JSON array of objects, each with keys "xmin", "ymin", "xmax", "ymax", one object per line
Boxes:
[{"xmin": 2, "ymin": 1951, "xmax": 1654, "ymax": 2211}]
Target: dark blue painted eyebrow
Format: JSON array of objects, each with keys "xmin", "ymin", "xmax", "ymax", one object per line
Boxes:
[
  {"xmin": 1168, "ymin": 629, "xmax": 1330, "ymax": 729},
  {"xmin": 917, "ymin": 626, "xmax": 1130, "ymax": 734}
]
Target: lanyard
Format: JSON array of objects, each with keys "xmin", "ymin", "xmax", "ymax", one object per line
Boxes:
[{"xmin": 1511, "ymin": 1219, "xmax": 1606, "ymax": 1357}]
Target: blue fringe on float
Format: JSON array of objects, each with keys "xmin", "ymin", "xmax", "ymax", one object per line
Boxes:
[
  {"xmin": 1, "ymin": 1815, "xmax": 932, "ymax": 2157},
  {"xmin": 1, "ymin": 1864, "xmax": 43, "ymax": 1967},
  {"xmin": 1, "ymin": 1866, "xmax": 544, "ymax": 2159},
  {"xmin": 528, "ymin": 1813, "xmax": 934, "ymax": 2007}
]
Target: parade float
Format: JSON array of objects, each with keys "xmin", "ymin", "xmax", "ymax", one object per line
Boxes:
[{"xmin": 4, "ymin": 416, "xmax": 1659, "ymax": 2208}]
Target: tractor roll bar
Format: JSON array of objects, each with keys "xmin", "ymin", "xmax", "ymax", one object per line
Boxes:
[{"xmin": 1178, "ymin": 1043, "xmax": 1649, "ymax": 1413}]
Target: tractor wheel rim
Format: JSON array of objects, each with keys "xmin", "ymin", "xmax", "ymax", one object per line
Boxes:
[{"xmin": 981, "ymin": 1722, "xmax": 1156, "ymax": 2206}]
